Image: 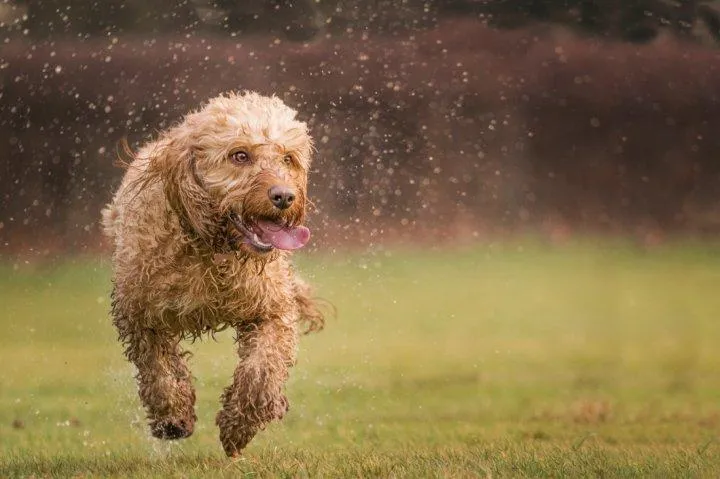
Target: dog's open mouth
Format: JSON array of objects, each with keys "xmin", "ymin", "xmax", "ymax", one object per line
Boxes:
[{"xmin": 229, "ymin": 213, "xmax": 310, "ymax": 253}]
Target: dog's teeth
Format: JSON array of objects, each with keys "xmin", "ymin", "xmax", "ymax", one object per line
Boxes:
[{"xmin": 251, "ymin": 233, "xmax": 271, "ymax": 248}]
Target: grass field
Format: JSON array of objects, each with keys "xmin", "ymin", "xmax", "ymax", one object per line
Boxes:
[{"xmin": 1, "ymin": 241, "xmax": 720, "ymax": 477}]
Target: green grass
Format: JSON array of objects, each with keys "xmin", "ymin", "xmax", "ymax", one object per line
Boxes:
[{"xmin": 1, "ymin": 241, "xmax": 720, "ymax": 477}]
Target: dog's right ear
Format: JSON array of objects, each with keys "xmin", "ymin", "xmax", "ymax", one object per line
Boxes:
[{"xmin": 146, "ymin": 127, "xmax": 220, "ymax": 246}]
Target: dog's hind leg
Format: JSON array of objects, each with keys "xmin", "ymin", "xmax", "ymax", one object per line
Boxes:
[
  {"xmin": 215, "ymin": 317, "xmax": 298, "ymax": 456},
  {"xmin": 113, "ymin": 310, "xmax": 197, "ymax": 440}
]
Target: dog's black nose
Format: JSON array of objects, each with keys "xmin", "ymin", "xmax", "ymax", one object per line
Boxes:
[{"xmin": 268, "ymin": 185, "xmax": 296, "ymax": 210}]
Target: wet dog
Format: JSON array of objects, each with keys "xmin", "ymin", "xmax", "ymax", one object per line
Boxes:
[{"xmin": 102, "ymin": 91, "xmax": 324, "ymax": 456}]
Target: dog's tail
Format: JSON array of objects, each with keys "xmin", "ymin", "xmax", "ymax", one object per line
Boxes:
[
  {"xmin": 100, "ymin": 203, "xmax": 119, "ymax": 239},
  {"xmin": 294, "ymin": 278, "xmax": 332, "ymax": 334},
  {"xmin": 101, "ymin": 138, "xmax": 137, "ymax": 240}
]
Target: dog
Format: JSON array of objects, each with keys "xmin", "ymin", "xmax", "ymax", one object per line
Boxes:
[{"xmin": 101, "ymin": 91, "xmax": 324, "ymax": 456}]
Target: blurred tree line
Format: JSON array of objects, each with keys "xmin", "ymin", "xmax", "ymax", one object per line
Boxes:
[
  {"xmin": 2, "ymin": 1, "xmax": 720, "ymax": 256},
  {"xmin": 4, "ymin": 1, "xmax": 720, "ymax": 44},
  {"xmin": 478, "ymin": 0, "xmax": 720, "ymax": 43}
]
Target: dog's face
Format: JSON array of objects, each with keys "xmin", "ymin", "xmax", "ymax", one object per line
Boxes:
[{"xmin": 153, "ymin": 92, "xmax": 314, "ymax": 256}]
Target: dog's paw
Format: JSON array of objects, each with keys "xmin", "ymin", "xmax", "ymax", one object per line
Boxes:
[
  {"xmin": 151, "ymin": 419, "xmax": 194, "ymax": 440},
  {"xmin": 216, "ymin": 415, "xmax": 256, "ymax": 457}
]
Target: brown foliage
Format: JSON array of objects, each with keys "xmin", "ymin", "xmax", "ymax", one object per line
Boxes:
[{"xmin": 2, "ymin": 20, "xmax": 720, "ymax": 255}]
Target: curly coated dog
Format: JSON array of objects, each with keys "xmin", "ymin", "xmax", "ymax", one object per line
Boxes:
[{"xmin": 101, "ymin": 91, "xmax": 324, "ymax": 456}]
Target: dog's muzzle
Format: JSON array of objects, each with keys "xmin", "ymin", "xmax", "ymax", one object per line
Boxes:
[{"xmin": 229, "ymin": 213, "xmax": 310, "ymax": 253}]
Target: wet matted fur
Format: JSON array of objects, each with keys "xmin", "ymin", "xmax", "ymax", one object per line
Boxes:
[{"xmin": 101, "ymin": 92, "xmax": 324, "ymax": 456}]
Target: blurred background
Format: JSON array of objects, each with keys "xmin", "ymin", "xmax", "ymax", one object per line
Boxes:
[
  {"xmin": 3, "ymin": 2, "xmax": 720, "ymax": 475},
  {"xmin": 2, "ymin": 0, "xmax": 720, "ymax": 257}
]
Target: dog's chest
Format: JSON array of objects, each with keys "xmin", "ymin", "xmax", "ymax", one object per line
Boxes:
[
  {"xmin": 135, "ymin": 253, "xmax": 293, "ymax": 335},
  {"xmin": 183, "ymin": 256, "xmax": 291, "ymax": 321}
]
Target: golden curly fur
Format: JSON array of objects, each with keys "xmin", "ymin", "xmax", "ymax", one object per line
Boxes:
[{"xmin": 101, "ymin": 91, "xmax": 324, "ymax": 456}]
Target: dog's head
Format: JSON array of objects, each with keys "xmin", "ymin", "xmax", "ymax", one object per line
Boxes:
[{"xmin": 147, "ymin": 91, "xmax": 313, "ymax": 257}]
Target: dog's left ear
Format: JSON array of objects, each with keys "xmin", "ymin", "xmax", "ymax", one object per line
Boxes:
[{"xmin": 147, "ymin": 127, "xmax": 221, "ymax": 246}]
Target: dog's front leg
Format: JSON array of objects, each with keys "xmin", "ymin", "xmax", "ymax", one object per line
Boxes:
[
  {"xmin": 114, "ymin": 311, "xmax": 197, "ymax": 440},
  {"xmin": 216, "ymin": 317, "xmax": 298, "ymax": 457}
]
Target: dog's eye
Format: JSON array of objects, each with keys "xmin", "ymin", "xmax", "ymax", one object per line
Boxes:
[
  {"xmin": 230, "ymin": 150, "xmax": 250, "ymax": 165},
  {"xmin": 283, "ymin": 154, "xmax": 293, "ymax": 165}
]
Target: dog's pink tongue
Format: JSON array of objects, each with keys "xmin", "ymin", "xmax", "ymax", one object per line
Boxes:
[{"xmin": 256, "ymin": 220, "xmax": 311, "ymax": 250}]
